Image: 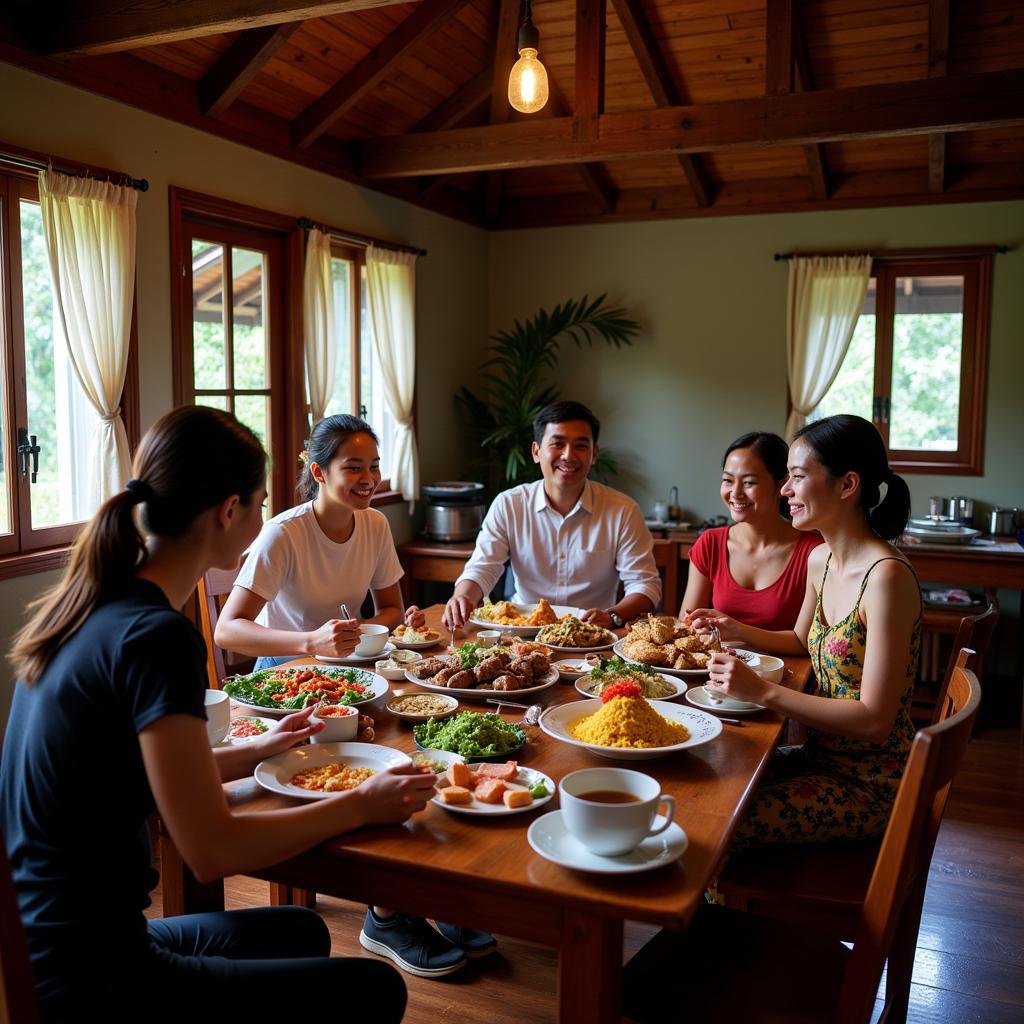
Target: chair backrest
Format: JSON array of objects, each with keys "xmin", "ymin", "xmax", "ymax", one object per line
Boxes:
[
  {"xmin": 0, "ymin": 832, "xmax": 40, "ymax": 1024},
  {"xmin": 652, "ymin": 539, "xmax": 678, "ymax": 614},
  {"xmin": 197, "ymin": 566, "xmax": 244, "ymax": 689},
  {"xmin": 839, "ymin": 656, "xmax": 981, "ymax": 1024},
  {"xmin": 932, "ymin": 603, "xmax": 998, "ymax": 724}
]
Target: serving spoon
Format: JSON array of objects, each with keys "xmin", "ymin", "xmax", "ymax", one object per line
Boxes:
[{"xmin": 486, "ymin": 699, "xmax": 542, "ymax": 727}]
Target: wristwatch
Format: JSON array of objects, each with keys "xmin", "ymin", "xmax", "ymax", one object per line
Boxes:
[{"xmin": 608, "ymin": 610, "xmax": 624, "ymax": 628}]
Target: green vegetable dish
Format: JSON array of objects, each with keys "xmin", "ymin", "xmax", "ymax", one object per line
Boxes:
[
  {"xmin": 223, "ymin": 666, "xmax": 376, "ymax": 711},
  {"xmin": 582, "ymin": 656, "xmax": 678, "ymax": 699},
  {"xmin": 413, "ymin": 711, "xmax": 525, "ymax": 759}
]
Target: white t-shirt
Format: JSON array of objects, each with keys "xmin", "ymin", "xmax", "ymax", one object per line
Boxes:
[{"xmin": 235, "ymin": 502, "xmax": 404, "ymax": 632}]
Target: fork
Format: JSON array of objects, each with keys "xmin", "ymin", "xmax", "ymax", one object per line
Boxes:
[{"xmin": 705, "ymin": 624, "xmax": 724, "ymax": 704}]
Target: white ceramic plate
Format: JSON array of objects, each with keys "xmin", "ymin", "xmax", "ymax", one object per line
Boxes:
[
  {"xmin": 903, "ymin": 525, "xmax": 981, "ymax": 546},
  {"xmin": 686, "ymin": 686, "xmax": 764, "ymax": 716},
  {"xmin": 528, "ymin": 810, "xmax": 688, "ymax": 874},
  {"xmin": 403, "ymin": 666, "xmax": 560, "ymax": 701},
  {"xmin": 538, "ymin": 698, "xmax": 722, "ymax": 760},
  {"xmin": 375, "ymin": 652, "xmax": 423, "ymax": 681},
  {"xmin": 611, "ymin": 638, "xmax": 711, "ymax": 679},
  {"xmin": 225, "ymin": 667, "xmax": 388, "ymax": 718},
  {"xmin": 410, "ymin": 749, "xmax": 466, "ymax": 774},
  {"xmin": 554, "ymin": 658, "xmax": 595, "ymax": 678},
  {"xmin": 390, "ymin": 630, "xmax": 444, "ymax": 650},
  {"xmin": 220, "ymin": 716, "xmax": 277, "ymax": 744},
  {"xmin": 433, "ymin": 763, "xmax": 555, "ymax": 816},
  {"xmin": 316, "ymin": 642, "xmax": 397, "ymax": 664},
  {"xmin": 467, "ymin": 604, "xmax": 584, "ymax": 637},
  {"xmin": 539, "ymin": 635, "xmax": 618, "ymax": 654},
  {"xmin": 254, "ymin": 742, "xmax": 410, "ymax": 800},
  {"xmin": 575, "ymin": 671, "xmax": 687, "ymax": 702}
]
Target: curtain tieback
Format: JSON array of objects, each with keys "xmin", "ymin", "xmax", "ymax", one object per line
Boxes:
[
  {"xmin": 100, "ymin": 408, "xmax": 123, "ymax": 423},
  {"xmin": 396, "ymin": 416, "xmax": 415, "ymax": 430}
]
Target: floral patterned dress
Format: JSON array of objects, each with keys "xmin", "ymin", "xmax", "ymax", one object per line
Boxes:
[{"xmin": 731, "ymin": 554, "xmax": 921, "ymax": 850}]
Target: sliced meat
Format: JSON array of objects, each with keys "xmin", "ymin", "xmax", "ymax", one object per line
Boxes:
[
  {"xmin": 474, "ymin": 778, "xmax": 507, "ymax": 804},
  {"xmin": 476, "ymin": 761, "xmax": 518, "ymax": 781}
]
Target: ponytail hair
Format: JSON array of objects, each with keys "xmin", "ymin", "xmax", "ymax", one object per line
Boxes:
[
  {"xmin": 9, "ymin": 406, "xmax": 266, "ymax": 684},
  {"xmin": 723, "ymin": 430, "xmax": 791, "ymax": 518},
  {"xmin": 299, "ymin": 414, "xmax": 378, "ymax": 502},
  {"xmin": 793, "ymin": 414, "xmax": 911, "ymax": 541}
]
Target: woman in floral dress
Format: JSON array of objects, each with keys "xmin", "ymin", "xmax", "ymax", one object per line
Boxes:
[{"xmin": 689, "ymin": 414, "xmax": 921, "ymax": 847}]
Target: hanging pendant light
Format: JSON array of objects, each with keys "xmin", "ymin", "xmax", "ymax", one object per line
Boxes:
[{"xmin": 508, "ymin": 0, "xmax": 549, "ymax": 114}]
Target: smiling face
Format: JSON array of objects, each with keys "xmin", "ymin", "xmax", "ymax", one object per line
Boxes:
[
  {"xmin": 531, "ymin": 420, "xmax": 597, "ymax": 493},
  {"xmin": 782, "ymin": 439, "xmax": 848, "ymax": 531},
  {"xmin": 311, "ymin": 431, "xmax": 381, "ymax": 511},
  {"xmin": 720, "ymin": 447, "xmax": 783, "ymax": 525}
]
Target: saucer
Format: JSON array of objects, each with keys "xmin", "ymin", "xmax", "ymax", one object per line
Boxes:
[
  {"xmin": 686, "ymin": 685, "xmax": 764, "ymax": 715},
  {"xmin": 527, "ymin": 810, "xmax": 688, "ymax": 874},
  {"xmin": 316, "ymin": 642, "xmax": 396, "ymax": 664}
]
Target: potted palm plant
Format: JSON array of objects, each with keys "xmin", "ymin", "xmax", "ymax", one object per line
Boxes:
[{"xmin": 456, "ymin": 295, "xmax": 641, "ymax": 496}]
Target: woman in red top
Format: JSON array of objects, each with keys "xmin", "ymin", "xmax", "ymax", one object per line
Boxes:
[{"xmin": 678, "ymin": 432, "xmax": 822, "ymax": 631}]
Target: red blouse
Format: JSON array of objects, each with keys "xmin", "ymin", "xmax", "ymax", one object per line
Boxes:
[{"xmin": 688, "ymin": 527, "xmax": 824, "ymax": 631}]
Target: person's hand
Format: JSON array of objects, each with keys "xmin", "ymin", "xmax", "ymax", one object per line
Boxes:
[
  {"xmin": 442, "ymin": 594, "xmax": 474, "ymax": 631},
  {"xmin": 581, "ymin": 608, "xmax": 613, "ymax": 629},
  {"xmin": 250, "ymin": 705, "xmax": 324, "ymax": 757},
  {"xmin": 352, "ymin": 764, "xmax": 438, "ymax": 825},
  {"xmin": 682, "ymin": 607, "xmax": 741, "ymax": 641},
  {"xmin": 404, "ymin": 605, "xmax": 426, "ymax": 629},
  {"xmin": 707, "ymin": 651, "xmax": 769, "ymax": 704},
  {"xmin": 305, "ymin": 618, "xmax": 360, "ymax": 658}
]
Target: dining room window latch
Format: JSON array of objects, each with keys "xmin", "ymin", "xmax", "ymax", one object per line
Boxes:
[{"xmin": 17, "ymin": 427, "xmax": 40, "ymax": 483}]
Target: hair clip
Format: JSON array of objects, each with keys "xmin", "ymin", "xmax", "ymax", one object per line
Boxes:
[{"xmin": 298, "ymin": 450, "xmax": 309, "ymax": 465}]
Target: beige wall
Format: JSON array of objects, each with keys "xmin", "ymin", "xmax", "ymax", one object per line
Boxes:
[{"xmin": 0, "ymin": 61, "xmax": 489, "ymax": 724}]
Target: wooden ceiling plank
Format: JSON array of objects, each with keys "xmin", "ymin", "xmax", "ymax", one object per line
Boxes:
[
  {"xmin": 484, "ymin": 0, "xmax": 525, "ymax": 227},
  {"xmin": 610, "ymin": 0, "xmax": 712, "ymax": 207},
  {"xmin": 199, "ymin": 22, "xmax": 299, "ymax": 117},
  {"xmin": 928, "ymin": 0, "xmax": 951, "ymax": 193},
  {"xmin": 765, "ymin": 0, "xmax": 794, "ymax": 96},
  {"xmin": 574, "ymin": 0, "xmax": 606, "ymax": 142},
  {"xmin": 44, "ymin": 0, "xmax": 413, "ymax": 58},
  {"xmin": 358, "ymin": 68, "xmax": 1024, "ymax": 177},
  {"xmin": 791, "ymin": 1, "xmax": 829, "ymax": 199},
  {"xmin": 412, "ymin": 68, "xmax": 492, "ymax": 132},
  {"xmin": 290, "ymin": 0, "xmax": 473, "ymax": 150}
]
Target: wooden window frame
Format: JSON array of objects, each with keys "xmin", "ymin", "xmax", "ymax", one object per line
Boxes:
[
  {"xmin": 0, "ymin": 161, "xmax": 140, "ymax": 580},
  {"xmin": 868, "ymin": 251, "xmax": 991, "ymax": 475}
]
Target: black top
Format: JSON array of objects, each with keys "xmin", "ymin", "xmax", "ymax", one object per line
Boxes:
[{"xmin": 0, "ymin": 578, "xmax": 207, "ymax": 1017}]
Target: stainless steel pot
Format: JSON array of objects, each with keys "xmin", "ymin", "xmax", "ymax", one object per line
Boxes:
[
  {"xmin": 988, "ymin": 508, "xmax": 1019, "ymax": 536},
  {"xmin": 424, "ymin": 502, "xmax": 485, "ymax": 542},
  {"xmin": 947, "ymin": 496, "xmax": 975, "ymax": 528}
]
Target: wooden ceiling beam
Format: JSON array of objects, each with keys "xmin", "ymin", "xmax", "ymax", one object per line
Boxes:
[
  {"xmin": 413, "ymin": 68, "xmax": 492, "ymax": 134},
  {"xmin": 290, "ymin": 0, "xmax": 472, "ymax": 150},
  {"xmin": 484, "ymin": 0, "xmax": 524, "ymax": 225},
  {"xmin": 358, "ymin": 68, "xmax": 1024, "ymax": 178},
  {"xmin": 199, "ymin": 23, "xmax": 299, "ymax": 118},
  {"xmin": 548, "ymin": 78, "xmax": 616, "ymax": 215},
  {"xmin": 791, "ymin": 2, "xmax": 829, "ymax": 200},
  {"xmin": 764, "ymin": 0, "xmax": 794, "ymax": 97},
  {"xmin": 574, "ymin": 0, "xmax": 605, "ymax": 143},
  {"xmin": 43, "ymin": 0, "xmax": 410, "ymax": 58},
  {"xmin": 610, "ymin": 0, "xmax": 712, "ymax": 208},
  {"xmin": 928, "ymin": 0, "xmax": 951, "ymax": 194}
]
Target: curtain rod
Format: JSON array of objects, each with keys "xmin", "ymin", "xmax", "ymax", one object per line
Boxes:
[
  {"xmin": 773, "ymin": 245, "xmax": 1010, "ymax": 261},
  {"xmin": 0, "ymin": 149, "xmax": 149, "ymax": 192},
  {"xmin": 296, "ymin": 217, "xmax": 425, "ymax": 257}
]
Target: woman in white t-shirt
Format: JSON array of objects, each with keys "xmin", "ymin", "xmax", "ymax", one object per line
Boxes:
[{"xmin": 217, "ymin": 415, "xmax": 422, "ymax": 669}]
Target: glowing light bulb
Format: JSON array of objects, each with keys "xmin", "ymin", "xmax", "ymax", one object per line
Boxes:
[{"xmin": 508, "ymin": 46, "xmax": 548, "ymax": 113}]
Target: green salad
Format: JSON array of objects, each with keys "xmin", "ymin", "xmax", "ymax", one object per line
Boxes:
[
  {"xmin": 582, "ymin": 656, "xmax": 677, "ymax": 699},
  {"xmin": 413, "ymin": 711, "xmax": 525, "ymax": 758},
  {"xmin": 454, "ymin": 641, "xmax": 483, "ymax": 670},
  {"xmin": 223, "ymin": 666, "xmax": 375, "ymax": 711}
]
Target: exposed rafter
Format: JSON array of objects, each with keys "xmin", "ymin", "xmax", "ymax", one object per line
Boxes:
[
  {"xmin": 928, "ymin": 0, "xmax": 951, "ymax": 193},
  {"xmin": 548, "ymin": 79, "xmax": 616, "ymax": 214},
  {"xmin": 199, "ymin": 23, "xmax": 299, "ymax": 118},
  {"xmin": 791, "ymin": 2, "xmax": 829, "ymax": 200},
  {"xmin": 574, "ymin": 0, "xmax": 606, "ymax": 143},
  {"xmin": 290, "ymin": 0, "xmax": 472, "ymax": 150},
  {"xmin": 44, "ymin": 0, "xmax": 410, "ymax": 58},
  {"xmin": 611, "ymin": 0, "xmax": 713, "ymax": 206},
  {"xmin": 765, "ymin": 0, "xmax": 794, "ymax": 96},
  {"xmin": 358, "ymin": 69, "xmax": 1024, "ymax": 178},
  {"xmin": 484, "ymin": 0, "xmax": 523, "ymax": 223}
]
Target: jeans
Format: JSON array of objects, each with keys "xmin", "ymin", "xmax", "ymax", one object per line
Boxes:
[
  {"xmin": 45, "ymin": 907, "xmax": 406, "ymax": 1023},
  {"xmin": 253, "ymin": 655, "xmax": 295, "ymax": 671}
]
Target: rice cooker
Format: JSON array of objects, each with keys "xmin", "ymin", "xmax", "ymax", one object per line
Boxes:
[{"xmin": 422, "ymin": 481, "xmax": 487, "ymax": 542}]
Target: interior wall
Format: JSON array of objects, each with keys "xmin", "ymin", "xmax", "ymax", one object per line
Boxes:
[{"xmin": 0, "ymin": 61, "xmax": 489, "ymax": 725}]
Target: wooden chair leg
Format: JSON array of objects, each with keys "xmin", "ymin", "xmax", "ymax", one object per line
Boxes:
[
  {"xmin": 880, "ymin": 879, "xmax": 927, "ymax": 1024},
  {"xmin": 268, "ymin": 883, "xmax": 316, "ymax": 908}
]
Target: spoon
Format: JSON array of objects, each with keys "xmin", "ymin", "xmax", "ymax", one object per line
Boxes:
[{"xmin": 486, "ymin": 699, "xmax": 543, "ymax": 727}]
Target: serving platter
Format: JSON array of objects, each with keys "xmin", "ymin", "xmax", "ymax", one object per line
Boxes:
[
  {"xmin": 254, "ymin": 742, "xmax": 410, "ymax": 800},
  {"xmin": 611, "ymin": 639, "xmax": 711, "ymax": 679},
  {"xmin": 403, "ymin": 666, "xmax": 559, "ymax": 701},
  {"xmin": 224, "ymin": 666, "xmax": 388, "ymax": 718},
  {"xmin": 539, "ymin": 635, "xmax": 618, "ymax": 654},
  {"xmin": 903, "ymin": 525, "xmax": 981, "ymax": 546},
  {"xmin": 467, "ymin": 604, "xmax": 583, "ymax": 637},
  {"xmin": 575, "ymin": 671, "xmax": 687, "ymax": 702}
]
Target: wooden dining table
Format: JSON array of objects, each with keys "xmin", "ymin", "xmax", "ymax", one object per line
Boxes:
[{"xmin": 164, "ymin": 607, "xmax": 810, "ymax": 1023}]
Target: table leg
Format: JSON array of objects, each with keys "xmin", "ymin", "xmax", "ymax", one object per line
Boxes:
[
  {"xmin": 158, "ymin": 832, "xmax": 225, "ymax": 917},
  {"xmin": 558, "ymin": 909, "xmax": 623, "ymax": 1024}
]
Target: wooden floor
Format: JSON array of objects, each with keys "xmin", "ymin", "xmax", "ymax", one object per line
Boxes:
[{"xmin": 147, "ymin": 721, "xmax": 1024, "ymax": 1023}]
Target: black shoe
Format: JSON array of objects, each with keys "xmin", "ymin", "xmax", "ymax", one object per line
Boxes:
[
  {"xmin": 435, "ymin": 921, "xmax": 498, "ymax": 958},
  {"xmin": 359, "ymin": 910, "xmax": 466, "ymax": 978}
]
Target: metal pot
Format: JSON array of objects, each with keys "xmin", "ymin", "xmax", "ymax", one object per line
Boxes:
[
  {"xmin": 424, "ymin": 502, "xmax": 485, "ymax": 542},
  {"xmin": 947, "ymin": 496, "xmax": 975, "ymax": 528},
  {"xmin": 988, "ymin": 508, "xmax": 1019, "ymax": 536}
]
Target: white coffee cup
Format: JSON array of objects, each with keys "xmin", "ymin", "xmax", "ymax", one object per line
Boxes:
[
  {"xmin": 559, "ymin": 767, "xmax": 676, "ymax": 857},
  {"xmin": 205, "ymin": 689, "xmax": 231, "ymax": 747},
  {"xmin": 354, "ymin": 623, "xmax": 390, "ymax": 657}
]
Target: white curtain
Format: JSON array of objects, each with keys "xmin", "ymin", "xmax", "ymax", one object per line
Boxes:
[
  {"xmin": 366, "ymin": 244, "xmax": 419, "ymax": 503},
  {"xmin": 38, "ymin": 170, "xmax": 136, "ymax": 509},
  {"xmin": 302, "ymin": 227, "xmax": 336, "ymax": 424},
  {"xmin": 786, "ymin": 254, "xmax": 873, "ymax": 438}
]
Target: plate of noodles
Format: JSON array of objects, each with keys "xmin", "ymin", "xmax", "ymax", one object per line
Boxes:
[
  {"xmin": 468, "ymin": 599, "xmax": 583, "ymax": 637},
  {"xmin": 538, "ymin": 691, "xmax": 721, "ymax": 760}
]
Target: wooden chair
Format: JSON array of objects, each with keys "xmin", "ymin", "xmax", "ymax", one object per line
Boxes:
[
  {"xmin": 918, "ymin": 589, "xmax": 997, "ymax": 685},
  {"xmin": 930, "ymin": 603, "xmax": 997, "ymax": 724},
  {"xmin": 652, "ymin": 538, "xmax": 679, "ymax": 614},
  {"xmin": 623, "ymin": 659, "xmax": 982, "ymax": 1024},
  {"xmin": 0, "ymin": 831, "xmax": 40, "ymax": 1024}
]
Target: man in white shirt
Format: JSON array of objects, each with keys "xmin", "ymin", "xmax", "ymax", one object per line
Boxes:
[{"xmin": 443, "ymin": 401, "xmax": 660, "ymax": 631}]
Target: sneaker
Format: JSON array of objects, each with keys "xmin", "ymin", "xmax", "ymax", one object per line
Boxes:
[
  {"xmin": 435, "ymin": 921, "xmax": 498, "ymax": 958},
  {"xmin": 359, "ymin": 910, "xmax": 467, "ymax": 978}
]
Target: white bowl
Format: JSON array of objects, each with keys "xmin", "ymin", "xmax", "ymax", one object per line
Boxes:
[
  {"xmin": 751, "ymin": 655, "xmax": 785, "ymax": 684},
  {"xmin": 476, "ymin": 630, "xmax": 501, "ymax": 648},
  {"xmin": 354, "ymin": 623, "xmax": 390, "ymax": 657},
  {"xmin": 205, "ymin": 689, "xmax": 230, "ymax": 746},
  {"xmin": 375, "ymin": 650, "xmax": 422, "ymax": 680},
  {"xmin": 310, "ymin": 704, "xmax": 359, "ymax": 742},
  {"xmin": 410, "ymin": 748, "xmax": 466, "ymax": 775}
]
